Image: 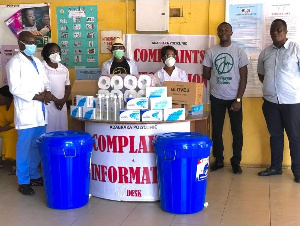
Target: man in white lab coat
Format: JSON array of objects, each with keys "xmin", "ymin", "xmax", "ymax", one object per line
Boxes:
[
  {"xmin": 6, "ymin": 31, "xmax": 56, "ymax": 195},
  {"xmin": 101, "ymin": 37, "xmax": 139, "ymax": 75}
]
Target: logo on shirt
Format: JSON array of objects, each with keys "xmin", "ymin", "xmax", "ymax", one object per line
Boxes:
[
  {"xmin": 214, "ymin": 53, "xmax": 234, "ymax": 75},
  {"xmin": 112, "ymin": 67, "xmax": 128, "ymax": 74}
]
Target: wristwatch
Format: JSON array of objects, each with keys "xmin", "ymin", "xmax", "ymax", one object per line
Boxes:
[{"xmin": 236, "ymin": 98, "xmax": 242, "ymax": 103}]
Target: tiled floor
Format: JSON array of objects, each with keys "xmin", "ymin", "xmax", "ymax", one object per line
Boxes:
[{"xmin": 0, "ymin": 164, "xmax": 299, "ymax": 226}]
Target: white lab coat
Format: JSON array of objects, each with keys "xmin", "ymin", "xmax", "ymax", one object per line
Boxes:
[
  {"xmin": 42, "ymin": 61, "xmax": 70, "ymax": 132},
  {"xmin": 101, "ymin": 57, "xmax": 139, "ymax": 75},
  {"xmin": 154, "ymin": 66, "xmax": 189, "ymax": 86},
  {"xmin": 6, "ymin": 52, "xmax": 50, "ymax": 130}
]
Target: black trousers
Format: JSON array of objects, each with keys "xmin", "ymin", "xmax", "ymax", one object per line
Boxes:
[
  {"xmin": 210, "ymin": 95, "xmax": 243, "ymax": 165},
  {"xmin": 262, "ymin": 99, "xmax": 300, "ymax": 175}
]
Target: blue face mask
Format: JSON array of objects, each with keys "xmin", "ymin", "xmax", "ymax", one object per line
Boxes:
[{"xmin": 20, "ymin": 41, "xmax": 37, "ymax": 56}]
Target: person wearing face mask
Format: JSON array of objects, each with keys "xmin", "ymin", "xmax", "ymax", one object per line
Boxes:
[
  {"xmin": 101, "ymin": 37, "xmax": 138, "ymax": 75},
  {"xmin": 202, "ymin": 22, "xmax": 248, "ymax": 174},
  {"xmin": 41, "ymin": 43, "xmax": 71, "ymax": 132},
  {"xmin": 6, "ymin": 31, "xmax": 57, "ymax": 195},
  {"xmin": 154, "ymin": 45, "xmax": 188, "ymax": 86}
]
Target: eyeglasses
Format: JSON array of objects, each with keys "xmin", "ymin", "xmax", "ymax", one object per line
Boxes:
[
  {"xmin": 164, "ymin": 54, "xmax": 176, "ymax": 59},
  {"xmin": 20, "ymin": 40, "xmax": 37, "ymax": 45},
  {"xmin": 112, "ymin": 45, "xmax": 125, "ymax": 50}
]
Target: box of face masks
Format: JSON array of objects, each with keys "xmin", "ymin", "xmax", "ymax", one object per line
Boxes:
[
  {"xmin": 163, "ymin": 81, "xmax": 203, "ymax": 105},
  {"xmin": 141, "ymin": 109, "xmax": 163, "ymax": 121},
  {"xmin": 146, "ymin": 87, "xmax": 167, "ymax": 98},
  {"xmin": 119, "ymin": 110, "xmax": 140, "ymax": 121},
  {"xmin": 82, "ymin": 107, "xmax": 96, "ymax": 120},
  {"xmin": 71, "ymin": 80, "xmax": 98, "ymax": 105},
  {"xmin": 188, "ymin": 104, "xmax": 204, "ymax": 115},
  {"xmin": 150, "ymin": 97, "xmax": 172, "ymax": 110},
  {"xmin": 76, "ymin": 95, "xmax": 95, "ymax": 108},
  {"xmin": 163, "ymin": 108, "xmax": 185, "ymax": 121},
  {"xmin": 70, "ymin": 106, "xmax": 83, "ymax": 118},
  {"xmin": 126, "ymin": 98, "xmax": 149, "ymax": 110}
]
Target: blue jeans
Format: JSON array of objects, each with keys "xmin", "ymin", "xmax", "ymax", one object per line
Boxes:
[
  {"xmin": 262, "ymin": 99, "xmax": 300, "ymax": 175},
  {"xmin": 210, "ymin": 95, "xmax": 243, "ymax": 165},
  {"xmin": 16, "ymin": 126, "xmax": 46, "ymax": 185}
]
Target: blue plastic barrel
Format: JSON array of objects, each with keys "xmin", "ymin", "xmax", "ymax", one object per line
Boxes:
[
  {"xmin": 153, "ymin": 132, "xmax": 212, "ymax": 214},
  {"xmin": 37, "ymin": 131, "xmax": 94, "ymax": 209}
]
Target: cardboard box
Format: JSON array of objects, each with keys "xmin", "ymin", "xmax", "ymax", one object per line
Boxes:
[
  {"xmin": 163, "ymin": 81, "xmax": 203, "ymax": 105},
  {"xmin": 68, "ymin": 117, "xmax": 85, "ymax": 131},
  {"xmin": 141, "ymin": 109, "xmax": 163, "ymax": 121},
  {"xmin": 70, "ymin": 80, "xmax": 98, "ymax": 105},
  {"xmin": 163, "ymin": 108, "xmax": 185, "ymax": 121}
]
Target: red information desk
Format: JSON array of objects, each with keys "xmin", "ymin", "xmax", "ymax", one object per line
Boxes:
[{"xmin": 79, "ymin": 112, "xmax": 209, "ymax": 202}]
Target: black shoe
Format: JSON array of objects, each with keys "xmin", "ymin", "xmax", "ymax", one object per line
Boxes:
[
  {"xmin": 258, "ymin": 168, "xmax": 282, "ymax": 176},
  {"xmin": 30, "ymin": 177, "xmax": 43, "ymax": 186},
  {"xmin": 18, "ymin": 184, "xmax": 35, "ymax": 195},
  {"xmin": 232, "ymin": 164, "xmax": 242, "ymax": 174},
  {"xmin": 294, "ymin": 174, "xmax": 300, "ymax": 183},
  {"xmin": 210, "ymin": 161, "xmax": 224, "ymax": 171}
]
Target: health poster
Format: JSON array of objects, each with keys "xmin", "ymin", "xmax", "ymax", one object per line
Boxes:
[
  {"xmin": 0, "ymin": 45, "xmax": 18, "ymax": 86},
  {"xmin": 56, "ymin": 5, "xmax": 99, "ymax": 68},
  {"xmin": 4, "ymin": 6, "xmax": 51, "ymax": 48}
]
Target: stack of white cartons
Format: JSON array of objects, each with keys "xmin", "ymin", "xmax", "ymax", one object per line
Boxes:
[
  {"xmin": 70, "ymin": 95, "xmax": 96, "ymax": 120},
  {"xmin": 146, "ymin": 87, "xmax": 185, "ymax": 121},
  {"xmin": 119, "ymin": 86, "xmax": 186, "ymax": 122}
]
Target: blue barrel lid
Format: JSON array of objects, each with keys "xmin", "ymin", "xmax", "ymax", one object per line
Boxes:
[
  {"xmin": 37, "ymin": 130, "xmax": 93, "ymax": 147},
  {"xmin": 153, "ymin": 132, "xmax": 212, "ymax": 149}
]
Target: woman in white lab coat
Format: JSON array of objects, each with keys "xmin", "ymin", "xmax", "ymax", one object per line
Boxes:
[
  {"xmin": 41, "ymin": 43, "xmax": 71, "ymax": 132},
  {"xmin": 154, "ymin": 45, "xmax": 189, "ymax": 86}
]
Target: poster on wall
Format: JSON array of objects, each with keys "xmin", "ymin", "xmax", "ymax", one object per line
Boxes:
[
  {"xmin": 125, "ymin": 34, "xmax": 216, "ymax": 104},
  {"xmin": 56, "ymin": 5, "xmax": 99, "ymax": 68},
  {"xmin": 100, "ymin": 30, "xmax": 122, "ymax": 53},
  {"xmin": 226, "ymin": 0, "xmax": 300, "ymax": 97},
  {"xmin": 4, "ymin": 5, "xmax": 51, "ymax": 48},
  {"xmin": 0, "ymin": 45, "xmax": 18, "ymax": 86}
]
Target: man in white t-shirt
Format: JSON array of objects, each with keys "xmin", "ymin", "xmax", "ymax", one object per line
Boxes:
[
  {"xmin": 154, "ymin": 45, "xmax": 188, "ymax": 86},
  {"xmin": 202, "ymin": 22, "xmax": 249, "ymax": 174}
]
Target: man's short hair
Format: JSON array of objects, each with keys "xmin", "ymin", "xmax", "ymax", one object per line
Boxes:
[
  {"xmin": 217, "ymin": 22, "xmax": 232, "ymax": 31},
  {"xmin": 271, "ymin": 19, "xmax": 287, "ymax": 30},
  {"xmin": 161, "ymin": 45, "xmax": 177, "ymax": 59}
]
